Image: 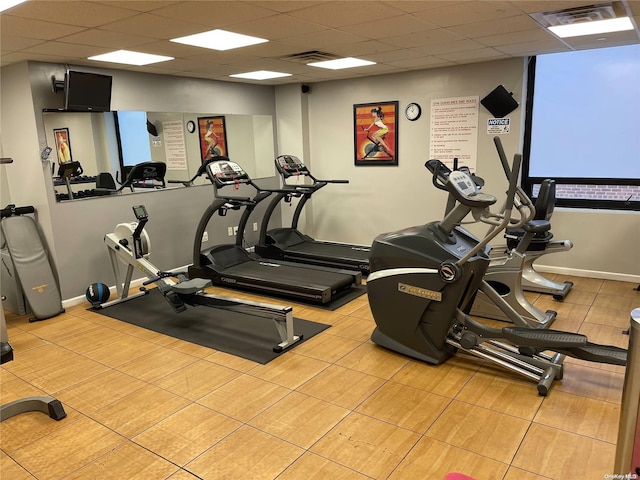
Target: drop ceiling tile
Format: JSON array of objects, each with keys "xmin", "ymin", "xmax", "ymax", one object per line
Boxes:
[
  {"xmin": 413, "ymin": 1, "xmax": 523, "ymax": 27},
  {"xmin": 94, "ymin": 1, "xmax": 180, "ymax": 13},
  {"xmin": 0, "ymin": 35, "xmax": 46, "ymax": 52},
  {"xmin": 447, "ymin": 14, "xmax": 541, "ymax": 38},
  {"xmin": 382, "ymin": 28, "xmax": 464, "ymax": 49},
  {"xmin": 0, "ymin": 15, "xmax": 86, "ymax": 40},
  {"xmin": 287, "ymin": 1, "xmax": 403, "ymax": 28},
  {"xmin": 278, "ymin": 29, "xmax": 369, "ymax": 50},
  {"xmin": 149, "ymin": 1, "xmax": 277, "ymax": 27},
  {"xmin": 5, "ymin": 0, "xmax": 139, "ymax": 27},
  {"xmin": 342, "ymin": 13, "xmax": 439, "ymax": 39},
  {"xmin": 233, "ymin": 13, "xmax": 328, "ymax": 40},
  {"xmin": 494, "ymin": 38, "xmax": 569, "ymax": 55},
  {"xmin": 385, "ymin": 56, "xmax": 454, "ymax": 69},
  {"xmin": 57, "ymin": 29, "xmax": 159, "ymax": 50},
  {"xmin": 477, "ymin": 28, "xmax": 557, "ymax": 48},
  {"xmin": 97, "ymin": 12, "xmax": 206, "ymax": 40},
  {"xmin": 437, "ymin": 47, "xmax": 508, "ymax": 63},
  {"xmin": 329, "ymin": 39, "xmax": 400, "ymax": 56},
  {"xmin": 23, "ymin": 41, "xmax": 112, "ymax": 59}
]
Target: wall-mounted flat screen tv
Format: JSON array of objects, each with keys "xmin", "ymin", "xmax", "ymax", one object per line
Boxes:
[{"xmin": 64, "ymin": 71, "xmax": 112, "ymax": 112}]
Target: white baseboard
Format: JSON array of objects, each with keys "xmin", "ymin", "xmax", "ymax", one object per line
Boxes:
[
  {"xmin": 534, "ymin": 265, "xmax": 640, "ymax": 284},
  {"xmin": 63, "ymin": 264, "xmax": 192, "ymax": 309}
]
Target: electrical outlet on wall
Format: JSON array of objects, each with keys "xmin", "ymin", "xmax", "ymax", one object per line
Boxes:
[
  {"xmin": 253, "ymin": 222, "xmax": 258, "ymax": 231},
  {"xmin": 202, "ymin": 231, "xmax": 208, "ymax": 242},
  {"xmin": 233, "ymin": 226, "xmax": 239, "ymax": 235},
  {"xmin": 227, "ymin": 227, "xmax": 233, "ymax": 236}
]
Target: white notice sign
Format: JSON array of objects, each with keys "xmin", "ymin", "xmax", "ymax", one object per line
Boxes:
[
  {"xmin": 487, "ymin": 118, "xmax": 511, "ymax": 134},
  {"xmin": 162, "ymin": 120, "xmax": 187, "ymax": 170},
  {"xmin": 429, "ymin": 96, "xmax": 479, "ymax": 171}
]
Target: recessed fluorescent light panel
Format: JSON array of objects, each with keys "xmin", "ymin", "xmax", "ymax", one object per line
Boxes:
[
  {"xmin": 171, "ymin": 29, "xmax": 268, "ymax": 51},
  {"xmin": 548, "ymin": 17, "xmax": 634, "ymax": 37},
  {"xmin": 230, "ymin": 71, "xmax": 292, "ymax": 80},
  {"xmin": 307, "ymin": 57, "xmax": 376, "ymax": 70},
  {"xmin": 88, "ymin": 50, "xmax": 174, "ymax": 66},
  {"xmin": 0, "ymin": 0, "xmax": 27, "ymax": 13}
]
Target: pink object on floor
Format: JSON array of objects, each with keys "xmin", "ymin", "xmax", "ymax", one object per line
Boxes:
[{"xmin": 445, "ymin": 473, "xmax": 477, "ymax": 480}]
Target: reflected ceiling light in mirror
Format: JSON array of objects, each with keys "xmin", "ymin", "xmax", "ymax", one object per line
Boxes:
[
  {"xmin": 230, "ymin": 70, "xmax": 292, "ymax": 80},
  {"xmin": 307, "ymin": 57, "xmax": 376, "ymax": 70},
  {"xmin": 171, "ymin": 29, "xmax": 268, "ymax": 51},
  {"xmin": 88, "ymin": 50, "xmax": 174, "ymax": 66}
]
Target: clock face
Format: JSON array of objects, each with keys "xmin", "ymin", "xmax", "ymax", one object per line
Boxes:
[
  {"xmin": 186, "ymin": 121, "xmax": 196, "ymax": 133},
  {"xmin": 405, "ymin": 103, "xmax": 421, "ymax": 121}
]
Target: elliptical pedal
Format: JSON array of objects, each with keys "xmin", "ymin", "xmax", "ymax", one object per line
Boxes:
[{"xmin": 502, "ymin": 327, "xmax": 587, "ymax": 348}]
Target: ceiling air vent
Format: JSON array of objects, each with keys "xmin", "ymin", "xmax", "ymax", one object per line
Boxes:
[
  {"xmin": 530, "ymin": 1, "xmax": 628, "ymax": 27},
  {"xmin": 282, "ymin": 50, "xmax": 340, "ymax": 63}
]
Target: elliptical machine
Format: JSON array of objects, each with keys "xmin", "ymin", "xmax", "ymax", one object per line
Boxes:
[
  {"xmin": 425, "ymin": 139, "xmax": 556, "ymax": 328},
  {"xmin": 367, "ymin": 153, "xmax": 626, "ymax": 395}
]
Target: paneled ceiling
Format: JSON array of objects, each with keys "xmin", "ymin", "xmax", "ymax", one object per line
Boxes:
[{"xmin": 1, "ymin": 0, "xmax": 639, "ymax": 85}]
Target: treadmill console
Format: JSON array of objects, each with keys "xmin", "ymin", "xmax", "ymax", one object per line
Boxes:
[
  {"xmin": 447, "ymin": 170, "xmax": 496, "ymax": 208},
  {"xmin": 207, "ymin": 160, "xmax": 249, "ymax": 187},
  {"xmin": 275, "ymin": 155, "xmax": 309, "ymax": 178}
]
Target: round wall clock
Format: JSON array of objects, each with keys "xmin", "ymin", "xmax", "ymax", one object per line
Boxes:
[
  {"xmin": 186, "ymin": 120, "xmax": 196, "ymax": 133},
  {"xmin": 405, "ymin": 102, "xmax": 422, "ymax": 121}
]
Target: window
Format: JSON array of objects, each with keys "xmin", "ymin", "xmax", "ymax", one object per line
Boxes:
[
  {"xmin": 114, "ymin": 110, "xmax": 152, "ymax": 169},
  {"xmin": 523, "ymin": 44, "xmax": 640, "ymax": 211}
]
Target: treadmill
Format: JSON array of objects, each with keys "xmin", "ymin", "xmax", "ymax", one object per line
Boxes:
[
  {"xmin": 255, "ymin": 155, "xmax": 371, "ymax": 275},
  {"xmin": 188, "ymin": 158, "xmax": 361, "ymax": 305}
]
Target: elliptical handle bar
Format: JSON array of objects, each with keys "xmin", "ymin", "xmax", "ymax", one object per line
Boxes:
[
  {"xmin": 457, "ymin": 153, "xmax": 523, "ymax": 266},
  {"xmin": 1, "ymin": 204, "xmax": 35, "ymax": 219}
]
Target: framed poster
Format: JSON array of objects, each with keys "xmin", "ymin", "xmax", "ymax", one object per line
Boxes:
[
  {"xmin": 353, "ymin": 101, "xmax": 398, "ymax": 166},
  {"xmin": 197, "ymin": 116, "xmax": 228, "ymax": 162},
  {"xmin": 53, "ymin": 128, "xmax": 72, "ymax": 164}
]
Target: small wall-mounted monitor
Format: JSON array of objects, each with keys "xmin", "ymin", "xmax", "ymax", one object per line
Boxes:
[{"xmin": 64, "ymin": 71, "xmax": 112, "ymax": 112}]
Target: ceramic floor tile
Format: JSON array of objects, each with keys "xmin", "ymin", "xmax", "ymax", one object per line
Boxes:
[
  {"xmin": 153, "ymin": 358, "xmax": 241, "ymax": 400},
  {"xmin": 249, "ymin": 391, "xmax": 350, "ymax": 448},
  {"xmin": 197, "ymin": 375, "xmax": 291, "ymax": 422},
  {"xmin": 599, "ymin": 280, "xmax": 640, "ymax": 297},
  {"xmin": 584, "ymin": 305, "xmax": 636, "ymax": 329},
  {"xmin": 556, "ymin": 362, "xmax": 625, "ymax": 404},
  {"xmin": 167, "ymin": 470, "xmax": 203, "ymax": 479},
  {"xmin": 2, "ymin": 329, "xmax": 50, "ymax": 353},
  {"xmin": 90, "ymin": 383, "xmax": 191, "ymax": 437},
  {"xmin": 52, "ymin": 324, "xmax": 132, "ymax": 354},
  {"xmin": 185, "ymin": 425, "xmax": 304, "ymax": 480},
  {"xmin": 278, "ymin": 452, "xmax": 372, "ymax": 480},
  {"xmin": 592, "ymin": 292, "xmax": 639, "ymax": 313},
  {"xmin": 388, "ymin": 436, "xmax": 508, "ymax": 480},
  {"xmin": 356, "ymin": 381, "xmax": 451, "ymax": 433},
  {"xmin": 6, "ymin": 414, "xmax": 125, "ymax": 480},
  {"xmin": 455, "ymin": 367, "xmax": 544, "ymax": 419},
  {"xmin": 578, "ymin": 322, "xmax": 630, "ymax": 349},
  {"xmin": 248, "ymin": 352, "xmax": 330, "ymax": 389},
  {"xmin": 512, "ymin": 423, "xmax": 616, "ymax": 479},
  {"xmin": 426, "ymin": 400, "xmax": 531, "ymax": 464},
  {"xmin": 555, "ymin": 275, "xmax": 603, "ymax": 293},
  {"xmin": 310, "ymin": 412, "xmax": 420, "ymax": 479},
  {"xmin": 0, "ymin": 449, "xmax": 35, "ymax": 480},
  {"xmin": 293, "ymin": 306, "xmax": 347, "ymax": 324},
  {"xmin": 335, "ymin": 342, "xmax": 409, "ymax": 379},
  {"xmin": 204, "ymin": 349, "xmax": 260, "ymax": 371},
  {"xmin": 296, "ymin": 364, "xmax": 385, "ymax": 410},
  {"xmin": 133, "ymin": 403, "xmax": 241, "ymax": 466},
  {"xmin": 0, "ymin": 370, "xmax": 48, "ymax": 404},
  {"xmin": 390, "ymin": 356, "xmax": 480, "ymax": 397},
  {"xmin": 80, "ymin": 335, "xmax": 163, "ymax": 368},
  {"xmin": 533, "ymin": 391, "xmax": 620, "ymax": 443},
  {"xmin": 328, "ymin": 315, "xmax": 375, "ymax": 342},
  {"xmin": 0, "ymin": 403, "xmax": 80, "ymax": 452},
  {"xmin": 63, "ymin": 441, "xmax": 179, "ymax": 479},
  {"xmin": 1, "ymin": 343, "xmax": 110, "ymax": 394},
  {"xmin": 346, "ymin": 303, "xmax": 374, "ymax": 321},
  {"xmin": 503, "ymin": 467, "xmax": 553, "ymax": 479},
  {"xmin": 117, "ymin": 347, "xmax": 199, "ymax": 383},
  {"xmin": 54, "ymin": 369, "xmax": 148, "ymax": 414},
  {"xmin": 291, "ymin": 331, "xmax": 362, "ymax": 362}
]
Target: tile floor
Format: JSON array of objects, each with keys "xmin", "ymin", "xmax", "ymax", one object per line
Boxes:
[{"xmin": 1, "ymin": 275, "xmax": 637, "ymax": 479}]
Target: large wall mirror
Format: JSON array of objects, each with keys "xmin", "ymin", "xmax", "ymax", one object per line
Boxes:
[{"xmin": 43, "ymin": 111, "xmax": 275, "ymax": 201}]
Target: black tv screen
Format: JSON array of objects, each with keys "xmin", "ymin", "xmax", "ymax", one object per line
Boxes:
[{"xmin": 64, "ymin": 71, "xmax": 112, "ymax": 112}]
